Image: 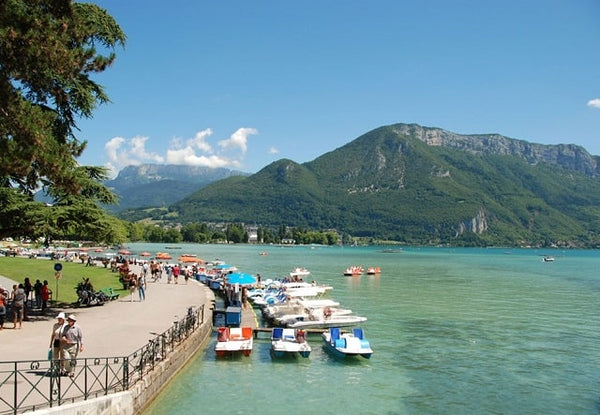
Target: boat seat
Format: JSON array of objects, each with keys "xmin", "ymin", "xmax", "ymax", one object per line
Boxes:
[
  {"xmin": 282, "ymin": 328, "xmax": 296, "ymax": 340},
  {"xmin": 330, "ymin": 327, "xmax": 341, "ymax": 341},
  {"xmin": 242, "ymin": 327, "xmax": 253, "ymax": 339},
  {"xmin": 272, "ymin": 327, "xmax": 283, "ymax": 340},
  {"xmin": 352, "ymin": 328, "xmax": 363, "ymax": 339}
]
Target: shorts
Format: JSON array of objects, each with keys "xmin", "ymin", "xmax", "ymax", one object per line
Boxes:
[{"xmin": 13, "ymin": 306, "xmax": 23, "ymax": 319}]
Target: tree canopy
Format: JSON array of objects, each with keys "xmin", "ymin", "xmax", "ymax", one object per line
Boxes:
[{"xmin": 0, "ymin": 0, "xmax": 126, "ymax": 244}]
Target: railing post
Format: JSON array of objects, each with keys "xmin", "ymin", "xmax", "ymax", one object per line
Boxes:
[
  {"xmin": 13, "ymin": 361, "xmax": 17, "ymax": 415},
  {"xmin": 123, "ymin": 356, "xmax": 129, "ymax": 390}
]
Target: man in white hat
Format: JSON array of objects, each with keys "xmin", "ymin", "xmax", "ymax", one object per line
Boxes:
[{"xmin": 61, "ymin": 314, "xmax": 83, "ymax": 377}]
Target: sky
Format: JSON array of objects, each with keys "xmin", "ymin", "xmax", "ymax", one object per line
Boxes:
[{"xmin": 77, "ymin": 0, "xmax": 600, "ymax": 176}]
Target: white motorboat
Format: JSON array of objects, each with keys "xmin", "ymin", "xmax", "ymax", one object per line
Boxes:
[
  {"xmin": 289, "ymin": 267, "xmax": 311, "ymax": 279},
  {"xmin": 271, "ymin": 328, "xmax": 311, "ymax": 358},
  {"xmin": 287, "ymin": 314, "xmax": 367, "ymax": 329}
]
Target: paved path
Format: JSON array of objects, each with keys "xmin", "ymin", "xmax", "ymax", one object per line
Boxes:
[{"xmin": 0, "ymin": 267, "xmax": 215, "ymax": 361}]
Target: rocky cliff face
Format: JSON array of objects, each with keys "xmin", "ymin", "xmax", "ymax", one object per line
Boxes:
[{"xmin": 392, "ymin": 124, "xmax": 600, "ymax": 177}]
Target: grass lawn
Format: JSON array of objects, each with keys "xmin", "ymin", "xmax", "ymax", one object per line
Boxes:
[{"xmin": 0, "ymin": 256, "xmax": 126, "ymax": 305}]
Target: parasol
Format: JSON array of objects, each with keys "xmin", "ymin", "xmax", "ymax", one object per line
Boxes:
[{"xmin": 225, "ymin": 273, "xmax": 257, "ymax": 285}]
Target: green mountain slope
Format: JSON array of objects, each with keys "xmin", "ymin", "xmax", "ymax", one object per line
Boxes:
[{"xmin": 152, "ymin": 124, "xmax": 600, "ymax": 246}]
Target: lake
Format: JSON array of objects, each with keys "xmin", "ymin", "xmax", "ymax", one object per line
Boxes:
[{"xmin": 131, "ymin": 244, "xmax": 600, "ymax": 414}]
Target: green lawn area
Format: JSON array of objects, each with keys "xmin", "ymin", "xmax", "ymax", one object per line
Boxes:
[{"xmin": 0, "ymin": 256, "xmax": 126, "ymax": 305}]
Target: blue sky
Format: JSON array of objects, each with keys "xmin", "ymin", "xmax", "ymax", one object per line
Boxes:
[{"xmin": 77, "ymin": 0, "xmax": 600, "ymax": 176}]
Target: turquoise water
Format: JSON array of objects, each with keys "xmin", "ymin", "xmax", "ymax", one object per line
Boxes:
[{"xmin": 134, "ymin": 244, "xmax": 600, "ymax": 414}]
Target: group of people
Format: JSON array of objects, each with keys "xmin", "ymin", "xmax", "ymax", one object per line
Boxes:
[
  {"xmin": 48, "ymin": 312, "xmax": 84, "ymax": 377},
  {"xmin": 0, "ymin": 279, "xmax": 52, "ymax": 330}
]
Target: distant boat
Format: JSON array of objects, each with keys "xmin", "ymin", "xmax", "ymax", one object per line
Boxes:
[
  {"xmin": 543, "ymin": 256, "xmax": 555, "ymax": 262},
  {"xmin": 289, "ymin": 267, "xmax": 310, "ymax": 278},
  {"xmin": 366, "ymin": 267, "xmax": 381, "ymax": 275},
  {"xmin": 343, "ymin": 266, "xmax": 364, "ymax": 276}
]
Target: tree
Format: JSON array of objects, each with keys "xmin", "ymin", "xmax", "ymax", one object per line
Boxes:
[{"xmin": 0, "ymin": 0, "xmax": 125, "ymax": 240}]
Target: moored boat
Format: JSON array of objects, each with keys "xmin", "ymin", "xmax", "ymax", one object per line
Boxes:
[
  {"xmin": 322, "ymin": 327, "xmax": 373, "ymax": 359},
  {"xmin": 289, "ymin": 267, "xmax": 310, "ymax": 279},
  {"xmin": 271, "ymin": 327, "xmax": 311, "ymax": 358},
  {"xmin": 343, "ymin": 266, "xmax": 364, "ymax": 276},
  {"xmin": 287, "ymin": 313, "xmax": 367, "ymax": 329},
  {"xmin": 214, "ymin": 327, "xmax": 253, "ymax": 357}
]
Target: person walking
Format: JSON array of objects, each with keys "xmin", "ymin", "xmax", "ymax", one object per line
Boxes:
[
  {"xmin": 34, "ymin": 279, "xmax": 42, "ymax": 309},
  {"xmin": 41, "ymin": 280, "xmax": 51, "ymax": 314},
  {"xmin": 11, "ymin": 284, "xmax": 25, "ymax": 329},
  {"xmin": 137, "ymin": 274, "xmax": 146, "ymax": 302},
  {"xmin": 50, "ymin": 313, "xmax": 66, "ymax": 375},
  {"xmin": 0, "ymin": 287, "xmax": 6, "ymax": 330},
  {"xmin": 128, "ymin": 275, "xmax": 137, "ymax": 302},
  {"xmin": 61, "ymin": 314, "xmax": 83, "ymax": 378}
]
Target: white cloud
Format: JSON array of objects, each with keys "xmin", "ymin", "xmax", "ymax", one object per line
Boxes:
[
  {"xmin": 587, "ymin": 98, "xmax": 600, "ymax": 108},
  {"xmin": 218, "ymin": 127, "xmax": 258, "ymax": 153},
  {"xmin": 165, "ymin": 149, "xmax": 234, "ymax": 168},
  {"xmin": 104, "ymin": 135, "xmax": 164, "ymax": 175},
  {"xmin": 105, "ymin": 127, "xmax": 258, "ymax": 173},
  {"xmin": 269, "ymin": 146, "xmax": 279, "ymax": 154}
]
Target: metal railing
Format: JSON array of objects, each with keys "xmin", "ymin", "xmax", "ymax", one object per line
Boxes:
[{"xmin": 0, "ymin": 304, "xmax": 205, "ymax": 415}]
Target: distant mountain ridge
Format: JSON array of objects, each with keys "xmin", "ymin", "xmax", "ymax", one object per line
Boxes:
[
  {"xmin": 105, "ymin": 164, "xmax": 248, "ymax": 211},
  {"xmin": 393, "ymin": 124, "xmax": 599, "ymax": 176},
  {"xmin": 117, "ymin": 123, "xmax": 600, "ymax": 247}
]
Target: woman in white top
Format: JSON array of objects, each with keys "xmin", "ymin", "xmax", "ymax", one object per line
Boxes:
[{"xmin": 49, "ymin": 312, "xmax": 66, "ymax": 375}]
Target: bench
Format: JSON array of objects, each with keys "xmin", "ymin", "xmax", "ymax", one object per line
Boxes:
[{"xmin": 100, "ymin": 287, "xmax": 120, "ymax": 300}]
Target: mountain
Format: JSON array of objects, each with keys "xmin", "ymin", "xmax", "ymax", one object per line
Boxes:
[
  {"xmin": 105, "ymin": 164, "xmax": 248, "ymax": 211},
  {"xmin": 127, "ymin": 123, "xmax": 600, "ymax": 247}
]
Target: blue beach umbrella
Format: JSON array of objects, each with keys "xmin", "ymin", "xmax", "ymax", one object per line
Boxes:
[{"xmin": 225, "ymin": 273, "xmax": 257, "ymax": 285}]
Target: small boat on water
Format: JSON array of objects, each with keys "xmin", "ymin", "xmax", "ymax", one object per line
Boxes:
[
  {"xmin": 155, "ymin": 252, "xmax": 172, "ymax": 260},
  {"xmin": 271, "ymin": 328, "xmax": 311, "ymax": 358},
  {"xmin": 322, "ymin": 327, "xmax": 373, "ymax": 359},
  {"xmin": 343, "ymin": 266, "xmax": 364, "ymax": 276},
  {"xmin": 543, "ymin": 256, "xmax": 555, "ymax": 262},
  {"xmin": 215, "ymin": 327, "xmax": 253, "ymax": 357},
  {"xmin": 289, "ymin": 267, "xmax": 310, "ymax": 279},
  {"xmin": 366, "ymin": 267, "xmax": 381, "ymax": 275}
]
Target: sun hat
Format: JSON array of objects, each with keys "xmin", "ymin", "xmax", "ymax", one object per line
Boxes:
[
  {"xmin": 56, "ymin": 312, "xmax": 66, "ymax": 319},
  {"xmin": 67, "ymin": 314, "xmax": 76, "ymax": 321}
]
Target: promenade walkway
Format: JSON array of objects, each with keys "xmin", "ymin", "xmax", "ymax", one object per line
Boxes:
[{"xmin": 0, "ymin": 266, "xmax": 215, "ymax": 361}]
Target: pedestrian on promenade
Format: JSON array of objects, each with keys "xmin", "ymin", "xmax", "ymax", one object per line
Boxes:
[
  {"xmin": 11, "ymin": 284, "xmax": 25, "ymax": 329},
  {"xmin": 34, "ymin": 279, "xmax": 42, "ymax": 309},
  {"xmin": 137, "ymin": 274, "xmax": 146, "ymax": 302},
  {"xmin": 50, "ymin": 313, "xmax": 66, "ymax": 375},
  {"xmin": 61, "ymin": 314, "xmax": 83, "ymax": 378},
  {"xmin": 173, "ymin": 264, "xmax": 180, "ymax": 284},
  {"xmin": 128, "ymin": 274, "xmax": 137, "ymax": 302},
  {"xmin": 0, "ymin": 287, "xmax": 6, "ymax": 330},
  {"xmin": 23, "ymin": 277, "xmax": 32, "ymax": 320},
  {"xmin": 41, "ymin": 280, "xmax": 51, "ymax": 314},
  {"xmin": 166, "ymin": 265, "xmax": 173, "ymax": 284}
]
